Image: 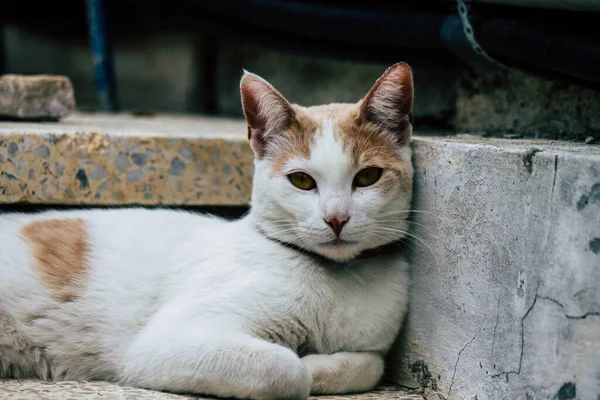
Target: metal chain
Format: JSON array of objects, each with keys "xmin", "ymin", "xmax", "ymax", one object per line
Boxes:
[{"xmin": 457, "ymin": 0, "xmax": 510, "ymax": 69}]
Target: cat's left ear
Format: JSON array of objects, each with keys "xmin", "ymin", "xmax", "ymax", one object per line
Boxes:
[
  {"xmin": 240, "ymin": 71, "xmax": 296, "ymax": 158},
  {"xmin": 359, "ymin": 62, "xmax": 413, "ymax": 146}
]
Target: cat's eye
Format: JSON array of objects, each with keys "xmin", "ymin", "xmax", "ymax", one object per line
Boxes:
[
  {"xmin": 353, "ymin": 167, "xmax": 383, "ymax": 188},
  {"xmin": 288, "ymin": 172, "xmax": 317, "ymax": 191}
]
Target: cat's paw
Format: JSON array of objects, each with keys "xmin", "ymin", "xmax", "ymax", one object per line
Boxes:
[
  {"xmin": 301, "ymin": 352, "xmax": 383, "ymax": 395},
  {"xmin": 249, "ymin": 348, "xmax": 312, "ymax": 400}
]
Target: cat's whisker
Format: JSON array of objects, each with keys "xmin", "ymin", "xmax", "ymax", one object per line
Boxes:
[
  {"xmin": 267, "ymin": 224, "xmax": 298, "ymax": 230},
  {"xmin": 268, "ymin": 229, "xmax": 301, "ymax": 238},
  {"xmin": 267, "ymin": 224, "xmax": 297, "ymax": 229},
  {"xmin": 291, "ymin": 234, "xmax": 315, "ymax": 258},
  {"xmin": 365, "ymin": 231, "xmax": 394, "ymax": 245},
  {"xmin": 372, "ymin": 226, "xmax": 438, "ymax": 265},
  {"xmin": 373, "ymin": 225, "xmax": 426, "ymax": 242},
  {"xmin": 378, "ymin": 209, "xmax": 444, "ymax": 220},
  {"xmin": 404, "ymin": 219, "xmax": 433, "ymax": 229},
  {"xmin": 371, "ymin": 234, "xmax": 435, "ymax": 266},
  {"xmin": 265, "ymin": 220, "xmax": 301, "ymax": 225},
  {"xmin": 373, "ymin": 231, "xmax": 418, "ymax": 252},
  {"xmin": 365, "ymin": 231, "xmax": 420, "ymax": 256},
  {"xmin": 402, "ymin": 220, "xmax": 436, "ymax": 237},
  {"xmin": 238, "ymin": 209, "xmax": 252, "ymax": 219}
]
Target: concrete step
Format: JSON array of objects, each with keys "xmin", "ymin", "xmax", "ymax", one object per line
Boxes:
[
  {"xmin": 1, "ymin": 113, "xmax": 599, "ymax": 400},
  {"xmin": 0, "ymin": 381, "xmax": 422, "ymax": 400}
]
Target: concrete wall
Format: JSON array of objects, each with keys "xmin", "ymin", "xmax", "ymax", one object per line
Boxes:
[
  {"xmin": 4, "ymin": 24, "xmax": 599, "ymax": 140},
  {"xmin": 3, "ymin": 26, "xmax": 201, "ymax": 113},
  {"xmin": 2, "ymin": 26, "xmax": 458, "ymax": 125},
  {"xmin": 214, "ymin": 39, "xmax": 459, "ymax": 126},
  {"xmin": 392, "ymin": 137, "xmax": 600, "ymax": 400},
  {"xmin": 457, "ymin": 70, "xmax": 600, "ymax": 141}
]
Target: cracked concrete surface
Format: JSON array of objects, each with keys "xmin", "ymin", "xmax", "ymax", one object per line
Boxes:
[
  {"xmin": 392, "ymin": 137, "xmax": 600, "ymax": 400},
  {"xmin": 447, "ymin": 336, "xmax": 475, "ymax": 397}
]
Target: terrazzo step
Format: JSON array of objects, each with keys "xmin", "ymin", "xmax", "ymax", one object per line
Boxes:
[{"xmin": 0, "ymin": 113, "xmax": 253, "ymax": 206}]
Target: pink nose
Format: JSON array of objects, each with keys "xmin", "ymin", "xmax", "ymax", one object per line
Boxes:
[{"xmin": 324, "ymin": 216, "xmax": 350, "ymax": 237}]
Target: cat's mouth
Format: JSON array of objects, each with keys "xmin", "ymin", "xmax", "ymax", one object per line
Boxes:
[{"xmin": 319, "ymin": 239, "xmax": 358, "ymax": 247}]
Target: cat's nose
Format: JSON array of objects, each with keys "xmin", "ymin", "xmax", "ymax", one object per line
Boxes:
[{"xmin": 324, "ymin": 216, "xmax": 350, "ymax": 237}]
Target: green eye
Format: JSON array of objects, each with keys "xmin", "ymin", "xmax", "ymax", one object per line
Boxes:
[
  {"xmin": 288, "ymin": 172, "xmax": 317, "ymax": 190},
  {"xmin": 353, "ymin": 167, "xmax": 383, "ymax": 188}
]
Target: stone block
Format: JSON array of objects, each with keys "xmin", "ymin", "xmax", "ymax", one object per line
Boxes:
[
  {"xmin": 392, "ymin": 136, "xmax": 600, "ymax": 399},
  {"xmin": 0, "ymin": 75, "xmax": 75, "ymax": 120}
]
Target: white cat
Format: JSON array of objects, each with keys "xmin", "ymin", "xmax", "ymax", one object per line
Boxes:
[{"xmin": 0, "ymin": 62, "xmax": 414, "ymax": 400}]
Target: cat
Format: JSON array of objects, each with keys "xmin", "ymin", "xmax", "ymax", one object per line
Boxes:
[{"xmin": 0, "ymin": 62, "xmax": 414, "ymax": 400}]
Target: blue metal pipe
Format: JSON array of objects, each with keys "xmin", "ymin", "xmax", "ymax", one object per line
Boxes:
[
  {"xmin": 0, "ymin": 21, "xmax": 5, "ymax": 75},
  {"xmin": 86, "ymin": 0, "xmax": 118, "ymax": 112}
]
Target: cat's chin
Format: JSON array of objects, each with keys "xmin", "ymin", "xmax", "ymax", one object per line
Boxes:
[{"xmin": 314, "ymin": 240, "xmax": 363, "ymax": 262}]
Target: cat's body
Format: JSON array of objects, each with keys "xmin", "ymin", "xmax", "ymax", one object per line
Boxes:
[
  {"xmin": 0, "ymin": 209, "xmax": 408, "ymax": 394},
  {"xmin": 0, "ymin": 63, "xmax": 415, "ymax": 399}
]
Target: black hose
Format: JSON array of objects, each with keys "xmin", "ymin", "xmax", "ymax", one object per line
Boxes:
[
  {"xmin": 189, "ymin": 1, "xmax": 600, "ymax": 86},
  {"xmin": 191, "ymin": 1, "xmax": 449, "ymax": 49},
  {"xmin": 475, "ymin": 18, "xmax": 600, "ymax": 84}
]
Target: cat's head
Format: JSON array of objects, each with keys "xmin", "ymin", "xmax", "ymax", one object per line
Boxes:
[{"xmin": 241, "ymin": 62, "xmax": 414, "ymax": 261}]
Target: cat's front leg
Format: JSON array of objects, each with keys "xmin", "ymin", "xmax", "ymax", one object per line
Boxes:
[
  {"xmin": 301, "ymin": 351, "xmax": 384, "ymax": 395},
  {"xmin": 120, "ymin": 319, "xmax": 312, "ymax": 400}
]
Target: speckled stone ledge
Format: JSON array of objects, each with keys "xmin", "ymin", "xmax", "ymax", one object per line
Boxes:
[
  {"xmin": 0, "ymin": 381, "xmax": 424, "ymax": 400},
  {"xmin": 0, "ymin": 113, "xmax": 253, "ymax": 206}
]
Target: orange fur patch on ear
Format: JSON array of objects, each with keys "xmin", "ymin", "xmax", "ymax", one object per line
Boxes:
[{"xmin": 20, "ymin": 218, "xmax": 90, "ymax": 302}]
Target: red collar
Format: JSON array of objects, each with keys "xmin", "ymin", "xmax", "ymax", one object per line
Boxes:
[
  {"xmin": 267, "ymin": 237, "xmax": 408, "ymax": 263},
  {"xmin": 354, "ymin": 240, "xmax": 408, "ymax": 260}
]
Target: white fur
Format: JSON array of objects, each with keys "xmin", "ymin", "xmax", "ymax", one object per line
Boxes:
[
  {"xmin": 0, "ymin": 208, "xmax": 409, "ymax": 399},
  {"xmin": 0, "ymin": 81, "xmax": 412, "ymax": 400}
]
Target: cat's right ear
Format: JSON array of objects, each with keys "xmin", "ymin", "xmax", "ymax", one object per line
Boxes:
[
  {"xmin": 240, "ymin": 71, "xmax": 296, "ymax": 158},
  {"xmin": 359, "ymin": 62, "xmax": 413, "ymax": 146}
]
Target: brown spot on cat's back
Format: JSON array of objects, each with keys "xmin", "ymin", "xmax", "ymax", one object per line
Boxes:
[{"xmin": 20, "ymin": 218, "xmax": 90, "ymax": 302}]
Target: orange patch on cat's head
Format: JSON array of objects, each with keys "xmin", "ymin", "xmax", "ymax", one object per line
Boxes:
[
  {"xmin": 269, "ymin": 106, "xmax": 319, "ymax": 173},
  {"xmin": 240, "ymin": 62, "xmax": 414, "ymax": 178},
  {"xmin": 20, "ymin": 218, "xmax": 90, "ymax": 302},
  {"xmin": 272, "ymin": 102, "xmax": 413, "ymax": 194}
]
